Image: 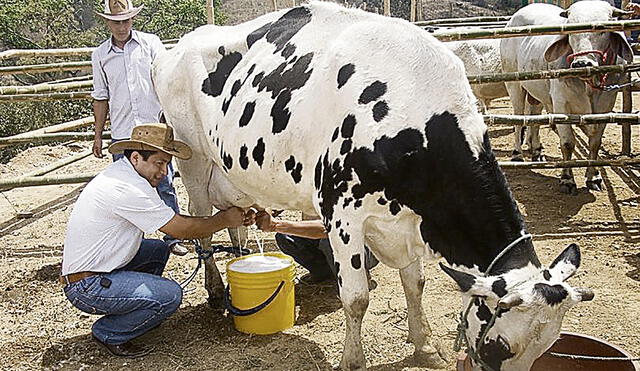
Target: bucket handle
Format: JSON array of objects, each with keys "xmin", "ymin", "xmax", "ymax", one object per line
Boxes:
[{"xmin": 223, "ymin": 281, "xmax": 285, "ymax": 316}]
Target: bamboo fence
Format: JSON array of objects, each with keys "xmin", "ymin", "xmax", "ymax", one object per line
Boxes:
[
  {"xmin": 485, "ymin": 113, "xmax": 640, "ymax": 126},
  {"xmin": 0, "ymin": 116, "xmax": 97, "ymax": 149},
  {"xmin": 468, "ymin": 63, "xmax": 640, "ymax": 84},
  {"xmin": 0, "ymin": 132, "xmax": 110, "ymax": 146},
  {"xmin": 0, "ymin": 91, "xmax": 92, "ymax": 102},
  {"xmin": 0, "ymin": 61, "xmax": 92, "ymax": 75},
  {"xmin": 0, "ymin": 173, "xmax": 98, "ymax": 188},
  {"xmin": 433, "ymin": 19, "xmax": 640, "ymax": 42},
  {"xmin": 415, "ymin": 16, "xmax": 512, "ymax": 26},
  {"xmin": 0, "ymin": 43, "xmax": 176, "ymax": 60},
  {"xmin": 0, "ymin": 80, "xmax": 93, "ymax": 95}
]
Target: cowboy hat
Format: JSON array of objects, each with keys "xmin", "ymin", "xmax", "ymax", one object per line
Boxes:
[
  {"xmin": 109, "ymin": 123, "xmax": 193, "ymax": 160},
  {"xmin": 97, "ymin": 0, "xmax": 143, "ymax": 21}
]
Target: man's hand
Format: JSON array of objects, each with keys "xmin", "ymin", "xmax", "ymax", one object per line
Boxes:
[
  {"xmin": 626, "ymin": 3, "xmax": 640, "ymax": 18},
  {"xmin": 93, "ymin": 137, "xmax": 104, "ymax": 158},
  {"xmin": 256, "ymin": 210, "xmax": 277, "ymax": 232},
  {"xmin": 215, "ymin": 207, "xmax": 246, "ymax": 228},
  {"xmin": 243, "ymin": 208, "xmax": 256, "ymax": 226}
]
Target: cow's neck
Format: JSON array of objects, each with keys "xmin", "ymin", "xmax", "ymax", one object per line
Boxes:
[{"xmin": 416, "ymin": 122, "xmax": 540, "ymax": 275}]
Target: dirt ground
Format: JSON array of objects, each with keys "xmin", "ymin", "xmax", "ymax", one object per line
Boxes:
[{"xmin": 1, "ymin": 95, "xmax": 640, "ymax": 371}]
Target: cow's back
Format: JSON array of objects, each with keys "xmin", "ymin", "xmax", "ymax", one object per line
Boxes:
[{"xmin": 154, "ymin": 2, "xmax": 483, "ymax": 214}]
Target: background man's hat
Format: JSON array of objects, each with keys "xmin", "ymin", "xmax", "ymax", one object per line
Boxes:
[
  {"xmin": 109, "ymin": 123, "xmax": 193, "ymax": 160},
  {"xmin": 97, "ymin": 0, "xmax": 143, "ymax": 21}
]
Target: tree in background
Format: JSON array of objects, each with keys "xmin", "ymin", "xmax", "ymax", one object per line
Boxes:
[{"xmin": 0, "ymin": 0, "xmax": 224, "ymax": 162}]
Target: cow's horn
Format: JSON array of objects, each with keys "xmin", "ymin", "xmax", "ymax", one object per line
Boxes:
[
  {"xmin": 575, "ymin": 287, "xmax": 594, "ymax": 302},
  {"xmin": 498, "ymin": 293, "xmax": 523, "ymax": 309}
]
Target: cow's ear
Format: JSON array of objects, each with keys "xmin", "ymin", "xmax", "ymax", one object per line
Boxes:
[
  {"xmin": 439, "ymin": 263, "xmax": 495, "ymax": 296},
  {"xmin": 548, "ymin": 243, "xmax": 580, "ymax": 281},
  {"xmin": 544, "ymin": 35, "xmax": 571, "ymax": 62},
  {"xmin": 559, "ymin": 10, "xmax": 568, "ymax": 18},
  {"xmin": 610, "ymin": 31, "xmax": 634, "ymax": 63}
]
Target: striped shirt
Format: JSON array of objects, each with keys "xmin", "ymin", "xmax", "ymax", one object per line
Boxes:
[{"xmin": 91, "ymin": 30, "xmax": 165, "ymax": 140}]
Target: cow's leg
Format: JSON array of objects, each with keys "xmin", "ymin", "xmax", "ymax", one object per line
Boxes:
[
  {"xmin": 227, "ymin": 226, "xmax": 248, "ymax": 250},
  {"xmin": 556, "ymin": 124, "xmax": 578, "ymax": 195},
  {"xmin": 584, "ymin": 124, "xmax": 606, "ymax": 191},
  {"xmin": 400, "ymin": 258, "xmax": 447, "ymax": 368},
  {"xmin": 333, "ymin": 233, "xmax": 369, "ymax": 371},
  {"xmin": 504, "ymin": 83, "xmax": 526, "ymax": 161},
  {"xmin": 525, "ymin": 102, "xmax": 545, "ymax": 162},
  {"xmin": 177, "ymin": 156, "xmax": 224, "ymax": 309}
]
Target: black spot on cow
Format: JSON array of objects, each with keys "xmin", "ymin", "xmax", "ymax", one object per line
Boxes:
[
  {"xmin": 534, "ymin": 283, "xmax": 568, "ymax": 306},
  {"xmin": 377, "ymin": 197, "xmax": 387, "ymax": 205},
  {"xmin": 358, "ymin": 81, "xmax": 387, "ymax": 104},
  {"xmin": 239, "ymin": 145, "xmax": 249, "ymax": 170},
  {"xmin": 337, "ymin": 63, "xmax": 355, "ymax": 89},
  {"xmin": 336, "ymin": 220, "xmax": 342, "ymax": 229},
  {"xmin": 543, "ymin": 269, "xmax": 552, "ymax": 281},
  {"xmin": 492, "ymin": 278, "xmax": 507, "ymax": 298},
  {"xmin": 221, "ymin": 79, "xmax": 243, "ymax": 115},
  {"xmin": 208, "ymin": 129, "xmax": 212, "ymax": 136},
  {"xmin": 257, "ymin": 53, "xmax": 314, "ymax": 134},
  {"xmin": 354, "ymin": 199, "xmax": 362, "ymax": 209},
  {"xmin": 351, "ymin": 254, "xmax": 362, "ymax": 270},
  {"xmin": 331, "ymin": 127, "xmax": 340, "ymax": 142},
  {"xmin": 239, "ymin": 101, "xmax": 256, "ymax": 127},
  {"xmin": 549, "ymin": 243, "xmax": 581, "ymax": 271},
  {"xmin": 339, "ymin": 229, "xmax": 350, "ymax": 244},
  {"xmin": 341, "ymin": 115, "xmax": 356, "ymax": 138},
  {"xmin": 335, "ymin": 261, "xmax": 341, "ymax": 277},
  {"xmin": 476, "ymin": 300, "xmax": 492, "ymax": 323},
  {"xmin": 317, "ymin": 111, "xmax": 539, "ymax": 274},
  {"xmin": 202, "ymin": 52, "xmax": 243, "ymax": 98},
  {"xmin": 252, "ymin": 138, "xmax": 265, "ymax": 167},
  {"xmin": 281, "ymin": 43, "xmax": 296, "ymax": 59},
  {"xmin": 340, "ymin": 140, "xmax": 352, "ymax": 155},
  {"xmin": 338, "ymin": 275, "xmax": 343, "ymax": 287},
  {"xmin": 389, "ymin": 200, "xmax": 400, "ymax": 215},
  {"xmin": 247, "ymin": 64, "xmax": 256, "ymax": 76},
  {"xmin": 284, "ymin": 156, "xmax": 303, "ymax": 183},
  {"xmin": 218, "ymin": 46, "xmax": 225, "ymax": 55},
  {"xmin": 252, "ymin": 72, "xmax": 264, "ymax": 87},
  {"xmin": 246, "ymin": 22, "xmax": 272, "ymax": 49},
  {"xmin": 314, "ymin": 157, "xmax": 322, "ymax": 190},
  {"xmin": 285, "ymin": 156, "xmax": 296, "ymax": 171},
  {"xmin": 222, "ymin": 152, "xmax": 233, "ymax": 171},
  {"xmin": 342, "ymin": 197, "xmax": 352, "ymax": 208},
  {"xmin": 373, "ymin": 101, "xmax": 389, "ymax": 122},
  {"xmin": 246, "ymin": 7, "xmax": 312, "ymax": 52}
]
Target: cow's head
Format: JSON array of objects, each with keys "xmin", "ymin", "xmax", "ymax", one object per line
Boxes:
[
  {"xmin": 544, "ymin": 1, "xmax": 633, "ymax": 69},
  {"xmin": 441, "ymin": 244, "xmax": 593, "ymax": 371}
]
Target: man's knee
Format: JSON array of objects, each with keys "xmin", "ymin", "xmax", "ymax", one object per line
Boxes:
[{"xmin": 157, "ymin": 279, "xmax": 183, "ymax": 315}]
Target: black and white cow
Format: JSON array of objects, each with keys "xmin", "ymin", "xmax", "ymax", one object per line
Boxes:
[
  {"xmin": 501, "ymin": 1, "xmax": 633, "ymax": 194},
  {"xmin": 153, "ymin": 3, "xmax": 593, "ymax": 370}
]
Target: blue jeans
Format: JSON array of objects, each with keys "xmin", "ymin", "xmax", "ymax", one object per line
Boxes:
[
  {"xmin": 63, "ymin": 239, "xmax": 182, "ymax": 344},
  {"xmin": 112, "ymin": 140, "xmax": 181, "ymax": 246}
]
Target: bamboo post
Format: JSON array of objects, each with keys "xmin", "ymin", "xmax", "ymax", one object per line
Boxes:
[
  {"xmin": 383, "ymin": 0, "xmax": 390, "ymax": 16},
  {"xmin": 410, "ymin": 0, "xmax": 416, "ymax": 22},
  {"xmin": 622, "ymin": 84, "xmax": 633, "ymax": 156},
  {"xmin": 0, "ymin": 173, "xmax": 99, "ymax": 189},
  {"xmin": 484, "ymin": 113, "xmax": 640, "ymax": 126},
  {"xmin": 206, "ymin": 0, "xmax": 215, "ymax": 24},
  {"xmin": 272, "ymin": 0, "xmax": 277, "ymax": 11},
  {"xmin": 0, "ymin": 132, "xmax": 110, "ymax": 147},
  {"xmin": 0, "ymin": 80, "xmax": 93, "ymax": 95},
  {"xmin": 0, "ymin": 91, "xmax": 92, "ymax": 102},
  {"xmin": 416, "ymin": 0, "xmax": 423, "ymax": 22},
  {"xmin": 0, "ymin": 116, "xmax": 97, "ymax": 149},
  {"xmin": 499, "ymin": 158, "xmax": 640, "ymax": 169},
  {"xmin": 432, "ymin": 19, "xmax": 640, "ymax": 42},
  {"xmin": 0, "ymin": 61, "xmax": 92, "ymax": 76}
]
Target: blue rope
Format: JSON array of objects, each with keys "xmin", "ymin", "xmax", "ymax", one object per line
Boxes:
[{"xmin": 179, "ymin": 240, "xmax": 215, "ymax": 289}]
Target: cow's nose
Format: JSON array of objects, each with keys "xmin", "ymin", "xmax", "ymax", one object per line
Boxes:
[{"xmin": 571, "ymin": 59, "xmax": 595, "ymax": 68}]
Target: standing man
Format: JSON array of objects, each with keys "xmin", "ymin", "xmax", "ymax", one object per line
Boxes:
[
  {"xmin": 62, "ymin": 123, "xmax": 255, "ymax": 358},
  {"xmin": 91, "ymin": 0, "xmax": 188, "ymax": 255}
]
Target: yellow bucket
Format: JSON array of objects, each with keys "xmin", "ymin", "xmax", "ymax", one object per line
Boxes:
[{"xmin": 224, "ymin": 252, "xmax": 296, "ymax": 335}]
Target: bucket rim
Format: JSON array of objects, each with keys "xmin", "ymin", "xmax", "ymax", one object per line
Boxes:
[{"xmin": 226, "ymin": 251, "xmax": 294, "ymax": 273}]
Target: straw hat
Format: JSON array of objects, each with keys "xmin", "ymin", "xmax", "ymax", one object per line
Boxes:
[
  {"xmin": 109, "ymin": 123, "xmax": 193, "ymax": 160},
  {"xmin": 97, "ymin": 0, "xmax": 143, "ymax": 21}
]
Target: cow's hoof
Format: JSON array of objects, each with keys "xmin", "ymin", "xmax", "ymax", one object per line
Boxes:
[
  {"xmin": 532, "ymin": 154, "xmax": 546, "ymax": 162},
  {"xmin": 559, "ymin": 183, "xmax": 578, "ymax": 195},
  {"xmin": 586, "ymin": 179, "xmax": 603, "ymax": 192},
  {"xmin": 414, "ymin": 344, "xmax": 448, "ymax": 369}
]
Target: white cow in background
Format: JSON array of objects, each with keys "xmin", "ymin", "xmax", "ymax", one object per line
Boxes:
[
  {"xmin": 501, "ymin": 1, "xmax": 632, "ymax": 194},
  {"xmin": 447, "ymin": 39, "xmax": 508, "ymax": 113}
]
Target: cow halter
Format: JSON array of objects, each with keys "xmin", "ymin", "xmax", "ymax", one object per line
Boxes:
[
  {"xmin": 454, "ymin": 230, "xmax": 533, "ymax": 371},
  {"xmin": 566, "ymin": 48, "xmax": 614, "ymax": 90}
]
